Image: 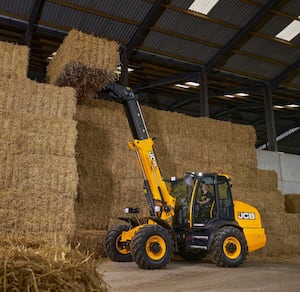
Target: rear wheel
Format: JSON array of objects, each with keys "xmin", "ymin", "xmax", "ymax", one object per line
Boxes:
[
  {"xmin": 104, "ymin": 224, "xmax": 132, "ymax": 262},
  {"xmin": 130, "ymin": 225, "xmax": 173, "ymax": 269},
  {"xmin": 209, "ymin": 226, "xmax": 247, "ymax": 267}
]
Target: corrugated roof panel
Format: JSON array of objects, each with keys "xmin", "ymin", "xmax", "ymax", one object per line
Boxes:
[
  {"xmin": 225, "ymin": 54, "xmax": 284, "ymax": 79},
  {"xmin": 155, "ymin": 9, "xmax": 236, "ymax": 45},
  {"xmin": 41, "ymin": 2, "xmax": 136, "ymax": 42},
  {"xmin": 259, "ymin": 15, "xmax": 292, "ymax": 36},
  {"xmin": 0, "ymin": 0, "xmax": 35, "ymax": 17},
  {"xmin": 81, "ymin": 17, "xmax": 136, "ymax": 43},
  {"xmin": 143, "ymin": 31, "xmax": 219, "ymax": 62},
  {"xmin": 290, "ymin": 74, "xmax": 300, "ymax": 86},
  {"xmin": 208, "ymin": 0, "xmax": 259, "ymax": 26},
  {"xmin": 67, "ymin": 0, "xmax": 152, "ymax": 22},
  {"xmin": 293, "ymin": 34, "xmax": 300, "ymax": 46},
  {"xmin": 281, "ymin": 0, "xmax": 300, "ymax": 17},
  {"xmin": 241, "ymin": 36, "xmax": 300, "ymax": 65},
  {"xmin": 249, "ymin": 0, "xmax": 269, "ymax": 4},
  {"xmin": 171, "ymin": 0, "xmax": 264, "ymax": 26}
]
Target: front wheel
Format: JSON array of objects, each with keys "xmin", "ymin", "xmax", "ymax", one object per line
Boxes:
[
  {"xmin": 209, "ymin": 226, "xmax": 247, "ymax": 267},
  {"xmin": 130, "ymin": 225, "xmax": 173, "ymax": 269},
  {"xmin": 104, "ymin": 224, "xmax": 132, "ymax": 262}
]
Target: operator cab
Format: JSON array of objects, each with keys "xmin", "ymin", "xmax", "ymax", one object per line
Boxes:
[{"xmin": 169, "ymin": 172, "xmax": 234, "ymax": 228}]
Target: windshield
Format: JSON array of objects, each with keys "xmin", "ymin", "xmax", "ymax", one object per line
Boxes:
[{"xmin": 166, "ymin": 177, "xmax": 194, "ymax": 225}]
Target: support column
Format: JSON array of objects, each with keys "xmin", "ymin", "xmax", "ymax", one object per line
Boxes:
[
  {"xmin": 120, "ymin": 48, "xmax": 129, "ymax": 87},
  {"xmin": 199, "ymin": 71, "xmax": 209, "ymax": 117},
  {"xmin": 263, "ymin": 85, "xmax": 278, "ymax": 151}
]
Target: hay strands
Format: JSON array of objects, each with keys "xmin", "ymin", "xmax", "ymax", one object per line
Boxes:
[{"xmin": 0, "ymin": 246, "xmax": 108, "ymax": 292}]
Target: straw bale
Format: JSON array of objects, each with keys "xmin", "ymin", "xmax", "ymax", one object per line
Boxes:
[
  {"xmin": 0, "ymin": 41, "xmax": 28, "ymax": 79},
  {"xmin": 75, "ymin": 100, "xmax": 128, "ymax": 129},
  {"xmin": 75, "ymin": 175, "xmax": 114, "ymax": 230},
  {"xmin": 227, "ymin": 143, "xmax": 257, "ymax": 168},
  {"xmin": 0, "ymin": 151, "xmax": 78, "ymax": 194},
  {"xmin": 256, "ymin": 169, "xmax": 278, "ymax": 190},
  {"xmin": 0, "ymin": 75, "xmax": 77, "ymax": 119},
  {"xmin": 0, "ymin": 188, "xmax": 75, "ymax": 244},
  {"xmin": 228, "ymin": 165, "xmax": 257, "ymax": 189},
  {"xmin": 47, "ymin": 29, "xmax": 119, "ymax": 101},
  {"xmin": 0, "ymin": 245, "xmax": 107, "ymax": 291},
  {"xmin": 72, "ymin": 229, "xmax": 107, "ymax": 257},
  {"xmin": 284, "ymin": 194, "xmax": 300, "ymax": 213},
  {"xmin": 285, "ymin": 213, "xmax": 300, "ymax": 233},
  {"xmin": 0, "ymin": 112, "xmax": 77, "ymax": 157},
  {"xmin": 231, "ymin": 123, "xmax": 256, "ymax": 146}
]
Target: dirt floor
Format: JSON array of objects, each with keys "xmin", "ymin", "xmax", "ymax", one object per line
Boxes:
[{"xmin": 99, "ymin": 258, "xmax": 300, "ymax": 292}]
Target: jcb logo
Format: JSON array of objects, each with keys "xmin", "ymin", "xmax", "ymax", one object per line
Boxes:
[
  {"xmin": 238, "ymin": 212, "xmax": 256, "ymax": 220},
  {"xmin": 148, "ymin": 151, "xmax": 157, "ymax": 167}
]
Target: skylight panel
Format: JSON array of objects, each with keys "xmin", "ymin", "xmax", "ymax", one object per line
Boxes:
[
  {"xmin": 188, "ymin": 0, "xmax": 219, "ymax": 15},
  {"xmin": 276, "ymin": 18, "xmax": 300, "ymax": 41}
]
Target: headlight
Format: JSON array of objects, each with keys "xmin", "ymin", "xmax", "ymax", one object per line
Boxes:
[{"xmin": 154, "ymin": 206, "xmax": 161, "ymax": 212}]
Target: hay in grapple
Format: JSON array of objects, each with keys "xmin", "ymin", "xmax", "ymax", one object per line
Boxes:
[{"xmin": 47, "ymin": 29, "xmax": 119, "ymax": 102}]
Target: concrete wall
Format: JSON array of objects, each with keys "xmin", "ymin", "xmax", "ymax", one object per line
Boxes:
[{"xmin": 256, "ymin": 150, "xmax": 300, "ymax": 194}]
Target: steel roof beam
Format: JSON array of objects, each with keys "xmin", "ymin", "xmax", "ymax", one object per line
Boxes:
[
  {"xmin": 133, "ymin": 71, "xmax": 197, "ymax": 91},
  {"xmin": 23, "ymin": 0, "xmax": 46, "ymax": 46},
  {"xmin": 205, "ymin": 0, "xmax": 281, "ymax": 73},
  {"xmin": 270, "ymin": 58, "xmax": 300, "ymax": 89},
  {"xmin": 126, "ymin": 0, "xmax": 168, "ymax": 56}
]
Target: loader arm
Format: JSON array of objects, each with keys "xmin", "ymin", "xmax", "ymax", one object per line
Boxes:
[{"xmin": 105, "ymin": 83, "xmax": 176, "ymax": 224}]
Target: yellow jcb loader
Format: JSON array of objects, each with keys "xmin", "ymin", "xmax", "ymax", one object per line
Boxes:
[{"xmin": 104, "ymin": 83, "xmax": 266, "ymax": 269}]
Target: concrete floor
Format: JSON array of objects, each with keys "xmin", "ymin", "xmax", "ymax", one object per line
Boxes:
[{"xmin": 99, "ymin": 258, "xmax": 300, "ymax": 292}]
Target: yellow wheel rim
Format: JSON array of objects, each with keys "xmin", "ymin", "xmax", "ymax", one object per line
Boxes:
[
  {"xmin": 223, "ymin": 236, "xmax": 241, "ymax": 260},
  {"xmin": 146, "ymin": 235, "xmax": 166, "ymax": 261},
  {"xmin": 116, "ymin": 234, "xmax": 130, "ymax": 255}
]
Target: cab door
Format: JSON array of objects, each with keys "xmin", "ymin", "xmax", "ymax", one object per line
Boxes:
[{"xmin": 190, "ymin": 175, "xmax": 216, "ymax": 227}]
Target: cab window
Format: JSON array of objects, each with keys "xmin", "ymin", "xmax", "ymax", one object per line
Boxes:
[
  {"xmin": 193, "ymin": 177, "xmax": 216, "ymax": 224},
  {"xmin": 217, "ymin": 176, "xmax": 234, "ymax": 219}
]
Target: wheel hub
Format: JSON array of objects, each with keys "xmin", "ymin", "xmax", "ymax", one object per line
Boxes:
[
  {"xmin": 226, "ymin": 242, "xmax": 237, "ymax": 253},
  {"xmin": 150, "ymin": 242, "xmax": 161, "ymax": 254}
]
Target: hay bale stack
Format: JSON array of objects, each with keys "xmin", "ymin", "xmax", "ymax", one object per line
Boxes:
[
  {"xmin": 0, "ymin": 41, "xmax": 28, "ymax": 78},
  {"xmin": 47, "ymin": 29, "xmax": 119, "ymax": 102},
  {"xmin": 74, "ymin": 99, "xmax": 145, "ymax": 232},
  {"xmin": 284, "ymin": 194, "xmax": 300, "ymax": 213},
  {"xmin": 0, "ymin": 42, "xmax": 78, "ymax": 245}
]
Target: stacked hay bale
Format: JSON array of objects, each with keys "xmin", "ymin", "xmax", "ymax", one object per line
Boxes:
[
  {"xmin": 285, "ymin": 194, "xmax": 300, "ymax": 213},
  {"xmin": 0, "ymin": 41, "xmax": 78, "ymax": 245}
]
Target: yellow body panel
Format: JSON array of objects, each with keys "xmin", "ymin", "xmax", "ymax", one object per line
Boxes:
[
  {"xmin": 234, "ymin": 200, "xmax": 267, "ymax": 252},
  {"xmin": 128, "ymin": 138, "xmax": 176, "ymax": 224}
]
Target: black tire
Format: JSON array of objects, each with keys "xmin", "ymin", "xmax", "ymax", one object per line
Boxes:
[
  {"xmin": 130, "ymin": 225, "xmax": 173, "ymax": 269},
  {"xmin": 209, "ymin": 226, "xmax": 247, "ymax": 267},
  {"xmin": 179, "ymin": 249, "xmax": 207, "ymax": 261},
  {"xmin": 104, "ymin": 224, "xmax": 132, "ymax": 262}
]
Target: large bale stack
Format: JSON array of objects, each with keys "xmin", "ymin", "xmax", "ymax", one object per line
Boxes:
[{"xmin": 0, "ymin": 41, "xmax": 78, "ymax": 245}]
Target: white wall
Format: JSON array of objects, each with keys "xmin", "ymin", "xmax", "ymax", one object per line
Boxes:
[{"xmin": 256, "ymin": 150, "xmax": 300, "ymax": 194}]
